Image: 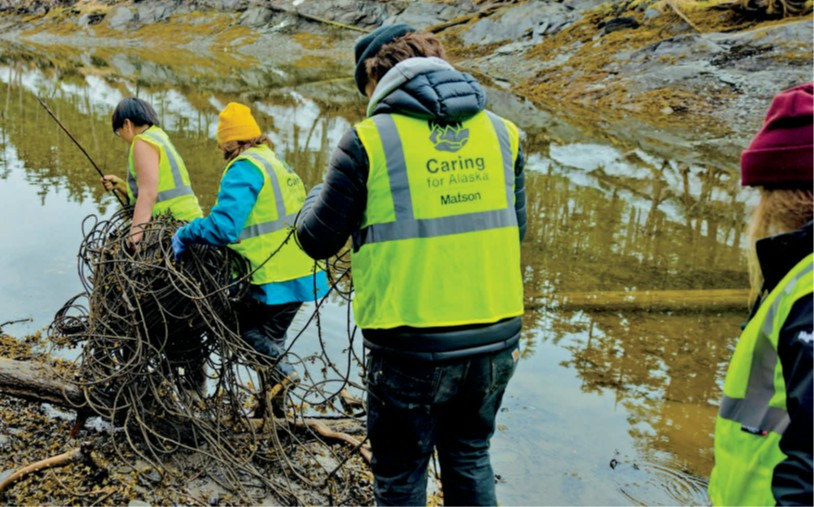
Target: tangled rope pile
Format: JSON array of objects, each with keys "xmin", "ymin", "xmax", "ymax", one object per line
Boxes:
[{"xmin": 47, "ymin": 208, "xmax": 369, "ymax": 504}]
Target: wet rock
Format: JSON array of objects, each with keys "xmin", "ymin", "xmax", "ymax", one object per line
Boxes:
[
  {"xmin": 383, "ymin": 1, "xmax": 472, "ymax": 27},
  {"xmin": 77, "ymin": 11, "xmax": 105, "ymax": 28},
  {"xmin": 612, "ymin": 34, "xmax": 726, "ymax": 89},
  {"xmin": 493, "ymin": 41, "xmax": 529, "ymax": 56},
  {"xmin": 239, "ymin": 5, "xmax": 270, "ymax": 27},
  {"xmin": 461, "ymin": 1, "xmax": 574, "ymax": 45},
  {"xmin": 717, "ymin": 72, "xmax": 739, "ymax": 86},
  {"xmin": 644, "ymin": 8, "xmax": 662, "ymax": 20},
  {"xmin": 135, "ymin": 3, "xmax": 171, "ymax": 24},
  {"xmin": 139, "ymin": 469, "xmax": 162, "ymax": 485},
  {"xmin": 707, "ymin": 18, "xmax": 812, "ymax": 47},
  {"xmin": 199, "ymin": 0, "xmax": 246, "ymax": 10},
  {"xmin": 650, "ymin": 63, "xmax": 712, "ymax": 87},
  {"xmin": 651, "ymin": 35, "xmax": 724, "ymax": 58},
  {"xmin": 562, "ymin": 0, "xmax": 608, "ymax": 12},
  {"xmin": 106, "ymin": 6, "xmax": 135, "ymax": 31},
  {"xmin": 601, "ymin": 16, "xmax": 640, "ymax": 35},
  {"xmin": 296, "ymin": 0, "xmax": 389, "ymax": 29}
]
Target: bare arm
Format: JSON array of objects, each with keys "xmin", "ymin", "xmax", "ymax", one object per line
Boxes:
[{"xmin": 129, "ymin": 139, "xmax": 160, "ymax": 244}]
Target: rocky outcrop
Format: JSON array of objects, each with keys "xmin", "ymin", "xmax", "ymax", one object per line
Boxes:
[
  {"xmin": 460, "ymin": 1, "xmax": 576, "ymax": 46},
  {"xmin": 0, "ymin": 0, "xmax": 809, "ymax": 166},
  {"xmin": 447, "ymin": 0, "xmax": 811, "ymax": 162}
]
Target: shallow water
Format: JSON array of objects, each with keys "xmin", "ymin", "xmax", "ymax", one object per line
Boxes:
[{"xmin": 0, "ymin": 42, "xmax": 756, "ymax": 505}]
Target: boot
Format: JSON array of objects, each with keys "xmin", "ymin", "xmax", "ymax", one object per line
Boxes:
[{"xmin": 253, "ymin": 364, "xmax": 299, "ymax": 420}]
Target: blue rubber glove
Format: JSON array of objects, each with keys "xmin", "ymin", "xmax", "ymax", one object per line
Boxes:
[{"xmin": 171, "ymin": 230, "xmax": 187, "ymax": 260}]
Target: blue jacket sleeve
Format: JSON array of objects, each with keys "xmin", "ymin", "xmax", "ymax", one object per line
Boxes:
[{"xmin": 177, "ymin": 160, "xmax": 264, "ymax": 246}]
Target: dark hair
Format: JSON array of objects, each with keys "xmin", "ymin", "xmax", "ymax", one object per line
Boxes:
[
  {"xmin": 111, "ymin": 97, "xmax": 160, "ymax": 133},
  {"xmin": 365, "ymin": 32, "xmax": 446, "ymax": 87}
]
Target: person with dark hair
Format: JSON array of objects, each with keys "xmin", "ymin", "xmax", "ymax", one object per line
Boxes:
[
  {"xmin": 708, "ymin": 83, "xmax": 813, "ymax": 506},
  {"xmin": 296, "ymin": 24, "xmax": 526, "ymax": 505},
  {"xmin": 171, "ymin": 103, "xmax": 329, "ymax": 416},
  {"xmin": 102, "ymin": 97, "xmax": 202, "ymax": 243}
]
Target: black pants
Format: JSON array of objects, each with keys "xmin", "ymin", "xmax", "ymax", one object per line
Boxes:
[
  {"xmin": 238, "ymin": 300, "xmax": 302, "ymax": 360},
  {"xmin": 365, "ymin": 344, "xmax": 519, "ymax": 506}
]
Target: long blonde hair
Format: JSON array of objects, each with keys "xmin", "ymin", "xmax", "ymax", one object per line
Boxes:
[
  {"xmin": 746, "ymin": 187, "xmax": 813, "ymax": 300},
  {"xmin": 220, "ymin": 135, "xmax": 274, "ymax": 163}
]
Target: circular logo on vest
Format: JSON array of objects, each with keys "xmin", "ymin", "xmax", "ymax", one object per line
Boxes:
[{"xmin": 429, "ymin": 121, "xmax": 469, "ymax": 153}]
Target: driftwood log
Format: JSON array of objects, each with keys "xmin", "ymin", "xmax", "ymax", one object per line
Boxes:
[
  {"xmin": 0, "ymin": 447, "xmax": 84, "ymax": 493},
  {"xmin": 0, "ymin": 356, "xmax": 366, "ymax": 440},
  {"xmin": 0, "ymin": 357, "xmax": 85, "ymax": 407},
  {"xmin": 526, "ymin": 288, "xmax": 750, "ymax": 312}
]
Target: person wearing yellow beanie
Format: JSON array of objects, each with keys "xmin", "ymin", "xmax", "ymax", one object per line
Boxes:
[
  {"xmin": 216, "ymin": 102, "xmax": 262, "ymax": 146},
  {"xmin": 172, "ymin": 102, "xmax": 329, "ymax": 416}
]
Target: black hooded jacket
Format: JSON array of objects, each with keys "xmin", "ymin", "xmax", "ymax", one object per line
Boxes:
[
  {"xmin": 752, "ymin": 221, "xmax": 813, "ymax": 505},
  {"xmin": 296, "ymin": 57, "xmax": 526, "ymax": 360}
]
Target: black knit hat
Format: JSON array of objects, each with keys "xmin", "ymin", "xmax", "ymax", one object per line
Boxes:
[{"xmin": 354, "ymin": 23, "xmax": 416, "ymax": 96}]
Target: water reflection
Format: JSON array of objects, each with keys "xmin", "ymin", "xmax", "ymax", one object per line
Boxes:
[
  {"xmin": 0, "ymin": 43, "xmax": 755, "ymax": 505},
  {"xmin": 560, "ymin": 312, "xmax": 737, "ymax": 470}
]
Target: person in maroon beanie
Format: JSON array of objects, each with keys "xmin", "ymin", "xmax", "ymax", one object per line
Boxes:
[{"xmin": 709, "ymin": 83, "xmax": 813, "ymax": 506}]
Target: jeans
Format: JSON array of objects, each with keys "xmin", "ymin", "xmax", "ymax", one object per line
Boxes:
[{"xmin": 365, "ymin": 344, "xmax": 519, "ymax": 506}]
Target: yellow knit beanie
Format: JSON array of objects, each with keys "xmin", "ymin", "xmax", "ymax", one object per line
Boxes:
[{"xmin": 216, "ymin": 102, "xmax": 262, "ymax": 145}]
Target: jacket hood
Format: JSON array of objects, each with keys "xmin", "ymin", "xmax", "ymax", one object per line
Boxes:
[
  {"xmin": 367, "ymin": 57, "xmax": 487, "ymax": 122},
  {"xmin": 756, "ymin": 220, "xmax": 813, "ymax": 292}
]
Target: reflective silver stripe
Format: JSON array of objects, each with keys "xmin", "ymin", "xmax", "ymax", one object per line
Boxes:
[
  {"xmin": 720, "ymin": 396, "xmax": 790, "ymax": 434},
  {"xmin": 141, "ymin": 132, "xmax": 184, "ymax": 191},
  {"xmin": 367, "ymin": 208, "xmax": 516, "ymax": 243},
  {"xmin": 372, "ymin": 115, "xmax": 413, "ymax": 220},
  {"xmin": 719, "ymin": 322, "xmax": 789, "ymax": 433},
  {"xmin": 718, "ymin": 262, "xmax": 812, "ymax": 433},
  {"xmin": 238, "ymin": 212, "xmax": 298, "ymax": 241},
  {"xmin": 238, "ymin": 152, "xmax": 291, "ymax": 240},
  {"xmin": 156, "ymin": 185, "xmax": 193, "ymax": 201},
  {"xmin": 129, "ymin": 131, "xmax": 193, "ymax": 203},
  {"xmin": 485, "ymin": 111, "xmax": 515, "ymax": 208},
  {"xmin": 363, "ymin": 112, "xmax": 517, "ymax": 245},
  {"xmin": 128, "ymin": 175, "xmax": 192, "ymax": 202}
]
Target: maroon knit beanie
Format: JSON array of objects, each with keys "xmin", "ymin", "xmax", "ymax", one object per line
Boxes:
[{"xmin": 741, "ymin": 83, "xmax": 813, "ymax": 187}]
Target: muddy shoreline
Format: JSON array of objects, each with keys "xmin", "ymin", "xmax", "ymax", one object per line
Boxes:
[{"xmin": 0, "ymin": 332, "xmax": 375, "ymax": 505}]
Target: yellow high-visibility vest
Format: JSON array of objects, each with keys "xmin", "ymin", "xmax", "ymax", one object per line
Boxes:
[
  {"xmin": 127, "ymin": 126, "xmax": 202, "ymax": 221},
  {"xmin": 709, "ymin": 253, "xmax": 813, "ymax": 505},
  {"xmin": 218, "ymin": 145, "xmax": 316, "ymax": 285},
  {"xmin": 351, "ymin": 111, "xmax": 524, "ymax": 329}
]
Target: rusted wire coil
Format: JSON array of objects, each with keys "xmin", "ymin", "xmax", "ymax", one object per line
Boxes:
[{"xmin": 46, "ymin": 208, "xmax": 368, "ymax": 504}]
